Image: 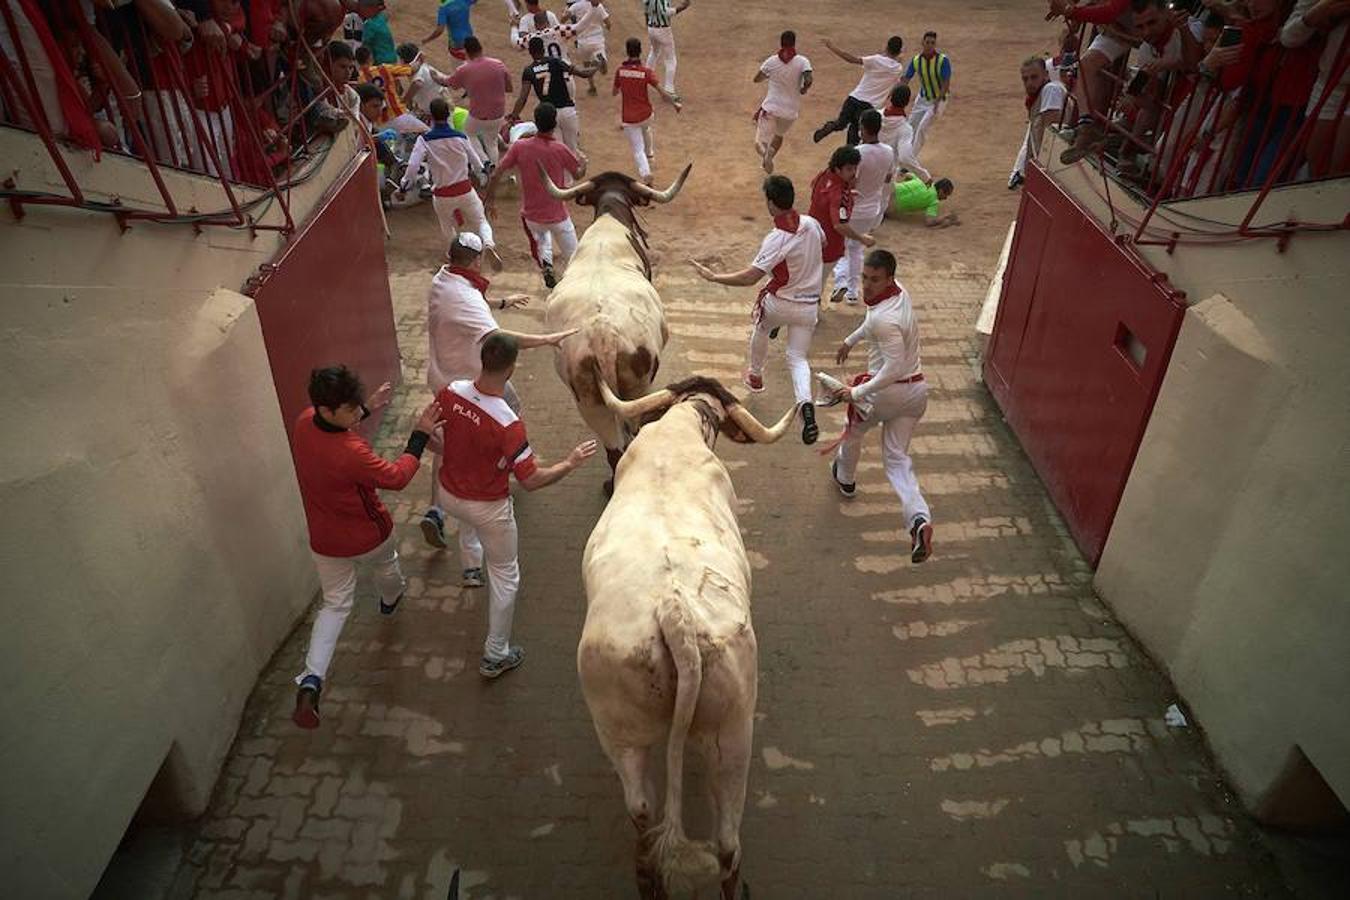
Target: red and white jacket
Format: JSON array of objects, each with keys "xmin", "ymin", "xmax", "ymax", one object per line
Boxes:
[
  {"xmin": 436, "ymin": 380, "xmax": 539, "ymax": 501},
  {"xmin": 292, "ymin": 408, "xmax": 428, "ymax": 557}
]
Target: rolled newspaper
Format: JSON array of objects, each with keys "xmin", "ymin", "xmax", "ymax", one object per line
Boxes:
[{"xmin": 815, "ymin": 371, "xmax": 873, "ymax": 420}]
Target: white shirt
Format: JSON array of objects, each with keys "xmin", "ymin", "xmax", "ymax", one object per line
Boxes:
[
  {"xmin": 845, "ymin": 281, "xmax": 921, "ymax": 402},
  {"xmin": 427, "ymin": 268, "xmax": 500, "ymax": 390},
  {"xmin": 406, "ymin": 64, "xmax": 447, "ymax": 116},
  {"xmin": 752, "ymin": 214, "xmax": 826, "ymax": 303},
  {"xmin": 402, "ymin": 129, "xmax": 485, "ymax": 192},
  {"xmin": 879, "ymin": 110, "xmax": 930, "ymax": 182},
  {"xmin": 851, "ymin": 142, "xmax": 896, "ymax": 217},
  {"xmin": 511, "ymin": 10, "xmax": 570, "ymax": 61},
  {"xmin": 567, "ymin": 0, "xmax": 609, "ymax": 46},
  {"xmin": 852, "ymin": 54, "xmax": 904, "ymax": 108},
  {"xmin": 1030, "ymin": 79, "xmax": 1068, "ymax": 117},
  {"xmin": 759, "ymin": 52, "xmax": 813, "ymax": 120},
  {"xmin": 1135, "ymin": 28, "xmax": 1186, "ymax": 70}
]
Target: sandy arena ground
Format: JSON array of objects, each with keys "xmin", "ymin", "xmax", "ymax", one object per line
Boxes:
[{"xmin": 150, "ymin": 2, "xmax": 1310, "ymax": 897}]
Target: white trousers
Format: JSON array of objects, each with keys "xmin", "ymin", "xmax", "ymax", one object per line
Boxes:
[
  {"xmin": 432, "ymin": 190, "xmax": 495, "ymax": 249},
  {"xmin": 577, "ymin": 38, "xmax": 608, "ymax": 69},
  {"xmin": 646, "ymin": 25, "xmax": 677, "ymax": 93},
  {"xmin": 910, "ymin": 96, "xmax": 939, "ymax": 155},
  {"xmin": 755, "ymin": 111, "xmax": 794, "ymax": 146},
  {"xmin": 442, "ymin": 493, "xmax": 520, "ymax": 661},
  {"xmin": 748, "ymin": 294, "xmax": 818, "ymax": 405},
  {"xmin": 831, "ymin": 205, "xmax": 884, "ymax": 300},
  {"xmin": 297, "ymin": 535, "xmax": 405, "ymax": 683},
  {"xmin": 623, "ymin": 117, "xmax": 654, "ymax": 178},
  {"xmin": 466, "ymin": 114, "xmax": 504, "ymax": 165},
  {"xmin": 523, "ymin": 215, "xmax": 578, "ymax": 268},
  {"xmin": 834, "ymin": 380, "xmax": 931, "ymax": 529},
  {"xmin": 556, "ymin": 105, "xmax": 582, "ymax": 155},
  {"xmin": 1011, "ymin": 122, "xmax": 1031, "ymax": 179}
]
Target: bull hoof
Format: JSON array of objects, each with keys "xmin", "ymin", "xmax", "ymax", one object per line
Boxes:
[{"xmin": 603, "ymin": 478, "xmax": 615, "ymax": 497}]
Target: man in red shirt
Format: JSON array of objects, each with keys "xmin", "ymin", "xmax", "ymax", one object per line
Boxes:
[
  {"xmin": 291, "ymin": 366, "xmax": 443, "ymax": 728},
  {"xmin": 483, "ymin": 103, "xmax": 588, "ymax": 288},
  {"xmin": 809, "ymin": 145, "xmax": 876, "ymax": 269},
  {"xmin": 434, "ymin": 333, "xmax": 598, "ymax": 677},
  {"xmin": 613, "ymin": 36, "xmax": 682, "ymax": 185}
]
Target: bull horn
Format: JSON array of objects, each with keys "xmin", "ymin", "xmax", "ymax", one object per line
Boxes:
[
  {"xmin": 538, "ymin": 163, "xmax": 594, "ymax": 201},
  {"xmin": 598, "ymin": 378, "xmax": 676, "ymax": 420},
  {"xmin": 728, "ymin": 402, "xmax": 798, "ymax": 444},
  {"xmin": 632, "ymin": 163, "xmax": 692, "ymax": 204}
]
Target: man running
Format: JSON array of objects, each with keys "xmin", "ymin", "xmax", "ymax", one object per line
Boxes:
[
  {"xmin": 813, "ymin": 35, "xmax": 905, "ymax": 145},
  {"xmin": 435, "ymin": 333, "xmax": 598, "ymax": 678},
  {"xmin": 291, "ymin": 368, "xmax": 443, "ymax": 728},
  {"xmin": 420, "ymin": 232, "xmax": 575, "ymax": 554},
  {"xmin": 511, "ymin": 0, "xmax": 599, "ymax": 63},
  {"xmin": 903, "ymin": 31, "xmax": 952, "ymax": 155},
  {"xmin": 811, "ymin": 145, "xmax": 876, "ymax": 295},
  {"xmin": 565, "ymin": 0, "xmax": 611, "ymax": 94},
  {"xmin": 830, "ymin": 110, "xmax": 894, "ymax": 305},
  {"xmin": 643, "ymin": 0, "xmax": 691, "ymax": 98},
  {"xmin": 400, "ymin": 98, "xmax": 496, "ymax": 266},
  {"xmin": 826, "ymin": 248, "xmax": 933, "ymax": 563},
  {"xmin": 422, "ymin": 0, "xmax": 478, "ymax": 65},
  {"xmin": 754, "ymin": 29, "xmax": 813, "ymax": 174},
  {"xmin": 1009, "ymin": 56, "xmax": 1067, "ymax": 189},
  {"xmin": 508, "ymin": 36, "xmax": 596, "ymax": 157},
  {"xmin": 689, "ymin": 175, "xmax": 826, "ymax": 446},
  {"xmin": 445, "ymin": 36, "xmax": 513, "ymax": 167},
  {"xmin": 613, "ymin": 36, "xmax": 682, "ymax": 186},
  {"xmin": 484, "ymin": 102, "xmax": 587, "ymax": 288},
  {"xmin": 879, "ymin": 84, "xmax": 932, "ymax": 183}
]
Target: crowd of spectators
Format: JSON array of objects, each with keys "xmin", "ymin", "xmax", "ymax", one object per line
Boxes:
[
  {"xmin": 0, "ymin": 0, "xmax": 413, "ymax": 185},
  {"xmin": 1041, "ymin": 0, "xmax": 1348, "ymax": 196}
]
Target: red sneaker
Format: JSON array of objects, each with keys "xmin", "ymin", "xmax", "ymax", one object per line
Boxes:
[{"xmin": 742, "ymin": 371, "xmax": 765, "ymax": 393}]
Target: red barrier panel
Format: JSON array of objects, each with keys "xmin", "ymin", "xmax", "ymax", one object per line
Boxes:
[
  {"xmin": 984, "ymin": 162, "xmax": 1186, "ymax": 565},
  {"xmin": 252, "ymin": 152, "xmax": 402, "ymax": 447}
]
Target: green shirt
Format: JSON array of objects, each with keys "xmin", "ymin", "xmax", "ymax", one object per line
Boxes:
[
  {"xmin": 362, "ymin": 13, "xmax": 397, "ymax": 65},
  {"xmin": 892, "ymin": 179, "xmax": 940, "ymax": 217}
]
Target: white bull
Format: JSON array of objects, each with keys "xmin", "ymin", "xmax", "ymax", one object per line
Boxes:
[
  {"xmin": 579, "ymin": 376, "xmax": 796, "ymax": 899},
  {"xmin": 540, "ymin": 166, "xmax": 692, "ymax": 492}
]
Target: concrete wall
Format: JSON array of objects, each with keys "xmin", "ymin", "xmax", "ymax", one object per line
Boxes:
[
  {"xmin": 0, "ymin": 128, "xmax": 364, "ymax": 898},
  {"xmin": 1033, "ymin": 136, "xmax": 1350, "ymax": 820}
]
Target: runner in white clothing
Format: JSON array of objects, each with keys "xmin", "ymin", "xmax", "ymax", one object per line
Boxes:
[
  {"xmin": 1009, "ymin": 56, "xmax": 1067, "ymax": 189},
  {"xmin": 401, "ymin": 98, "xmax": 497, "ymax": 267},
  {"xmin": 813, "ymin": 34, "xmax": 906, "ymax": 145},
  {"xmin": 879, "ymin": 84, "xmax": 932, "ymax": 182},
  {"xmin": 565, "ymin": 0, "xmax": 611, "ymax": 94},
  {"xmin": 830, "ymin": 110, "xmax": 894, "ymax": 306},
  {"xmin": 825, "ymin": 248, "xmax": 933, "ymax": 563},
  {"xmin": 690, "ymin": 174, "xmax": 825, "ymax": 445},
  {"xmin": 420, "ymin": 233, "xmax": 576, "ymax": 554},
  {"xmin": 754, "ymin": 30, "xmax": 813, "ymax": 174}
]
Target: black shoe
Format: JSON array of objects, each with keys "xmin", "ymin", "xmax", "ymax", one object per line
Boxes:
[
  {"xmin": 768, "ymin": 326, "xmax": 781, "ymax": 340},
  {"xmin": 910, "ymin": 516, "xmax": 933, "ymax": 564},
  {"xmin": 800, "ymin": 402, "xmax": 818, "ymax": 445},
  {"xmin": 813, "ymin": 123, "xmax": 834, "ymax": 143},
  {"xmin": 542, "ymin": 265, "xmax": 558, "ymax": 289},
  {"xmin": 831, "ymin": 460, "xmax": 855, "ymax": 497},
  {"xmin": 829, "ymin": 286, "xmax": 848, "ymax": 304},
  {"xmin": 1007, "ymin": 172, "xmax": 1025, "ymax": 190},
  {"xmin": 379, "ymin": 590, "xmax": 404, "ymax": 616},
  {"xmin": 293, "ymin": 675, "xmax": 322, "ymax": 729}
]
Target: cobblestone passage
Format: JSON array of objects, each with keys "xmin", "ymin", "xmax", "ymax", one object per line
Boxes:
[{"xmin": 177, "ymin": 262, "xmax": 1291, "ymax": 899}]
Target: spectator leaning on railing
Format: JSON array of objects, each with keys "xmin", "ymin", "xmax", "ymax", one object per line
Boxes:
[
  {"xmin": 1281, "ymin": 0, "xmax": 1350, "ymax": 176},
  {"xmin": 1049, "ymin": 0, "xmax": 1146, "ymax": 163}
]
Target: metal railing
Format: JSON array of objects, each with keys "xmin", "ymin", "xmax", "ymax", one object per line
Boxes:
[
  {"xmin": 0, "ymin": 0, "xmax": 361, "ymax": 235},
  {"xmin": 1050, "ymin": 9, "xmax": 1348, "ymax": 249}
]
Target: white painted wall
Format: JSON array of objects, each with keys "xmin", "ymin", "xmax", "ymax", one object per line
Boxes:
[
  {"xmin": 1035, "ymin": 136, "xmax": 1350, "ymax": 818},
  {"xmin": 0, "ymin": 127, "xmax": 363, "ymax": 898}
]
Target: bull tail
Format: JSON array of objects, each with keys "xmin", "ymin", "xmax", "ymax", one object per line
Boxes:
[{"xmin": 647, "ymin": 593, "xmax": 720, "ymax": 894}]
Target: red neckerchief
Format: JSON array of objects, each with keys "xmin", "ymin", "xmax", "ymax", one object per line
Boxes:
[
  {"xmin": 448, "ymin": 265, "xmax": 491, "ymax": 297},
  {"xmin": 778, "ymin": 47, "xmax": 797, "ymax": 63},
  {"xmin": 772, "ymin": 210, "xmax": 800, "ymax": 234},
  {"xmin": 1024, "ymin": 80, "xmax": 1046, "ymax": 111},
  {"xmin": 884, "ymin": 105, "xmax": 908, "ymax": 118},
  {"xmin": 864, "ymin": 281, "xmax": 902, "ymax": 307}
]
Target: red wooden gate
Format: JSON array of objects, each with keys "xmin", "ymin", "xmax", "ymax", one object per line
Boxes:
[{"xmin": 984, "ymin": 163, "xmax": 1187, "ymax": 565}]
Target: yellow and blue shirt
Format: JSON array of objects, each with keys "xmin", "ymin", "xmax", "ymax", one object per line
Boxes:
[{"xmin": 905, "ymin": 52, "xmax": 951, "ymax": 102}]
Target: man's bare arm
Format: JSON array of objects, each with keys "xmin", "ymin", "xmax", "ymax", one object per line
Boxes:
[{"xmin": 823, "ymin": 38, "xmax": 863, "ymax": 66}]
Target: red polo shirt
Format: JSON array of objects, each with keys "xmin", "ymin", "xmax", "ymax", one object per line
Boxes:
[{"xmin": 809, "ymin": 168, "xmax": 854, "ymax": 264}]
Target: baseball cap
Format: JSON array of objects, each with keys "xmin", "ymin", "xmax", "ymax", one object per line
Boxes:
[{"xmin": 455, "ymin": 232, "xmax": 483, "ymax": 253}]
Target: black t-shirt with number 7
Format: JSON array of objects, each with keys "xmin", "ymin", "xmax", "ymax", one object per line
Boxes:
[{"xmin": 522, "ymin": 58, "xmax": 579, "ymax": 109}]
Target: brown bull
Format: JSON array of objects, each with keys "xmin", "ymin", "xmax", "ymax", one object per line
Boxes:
[
  {"xmin": 540, "ymin": 164, "xmax": 693, "ymax": 492},
  {"xmin": 580, "ymin": 376, "xmax": 795, "ymax": 899}
]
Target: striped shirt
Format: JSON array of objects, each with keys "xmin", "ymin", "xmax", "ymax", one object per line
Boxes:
[
  {"xmin": 644, "ymin": 0, "xmax": 673, "ymax": 28},
  {"xmin": 905, "ymin": 52, "xmax": 951, "ymax": 101}
]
